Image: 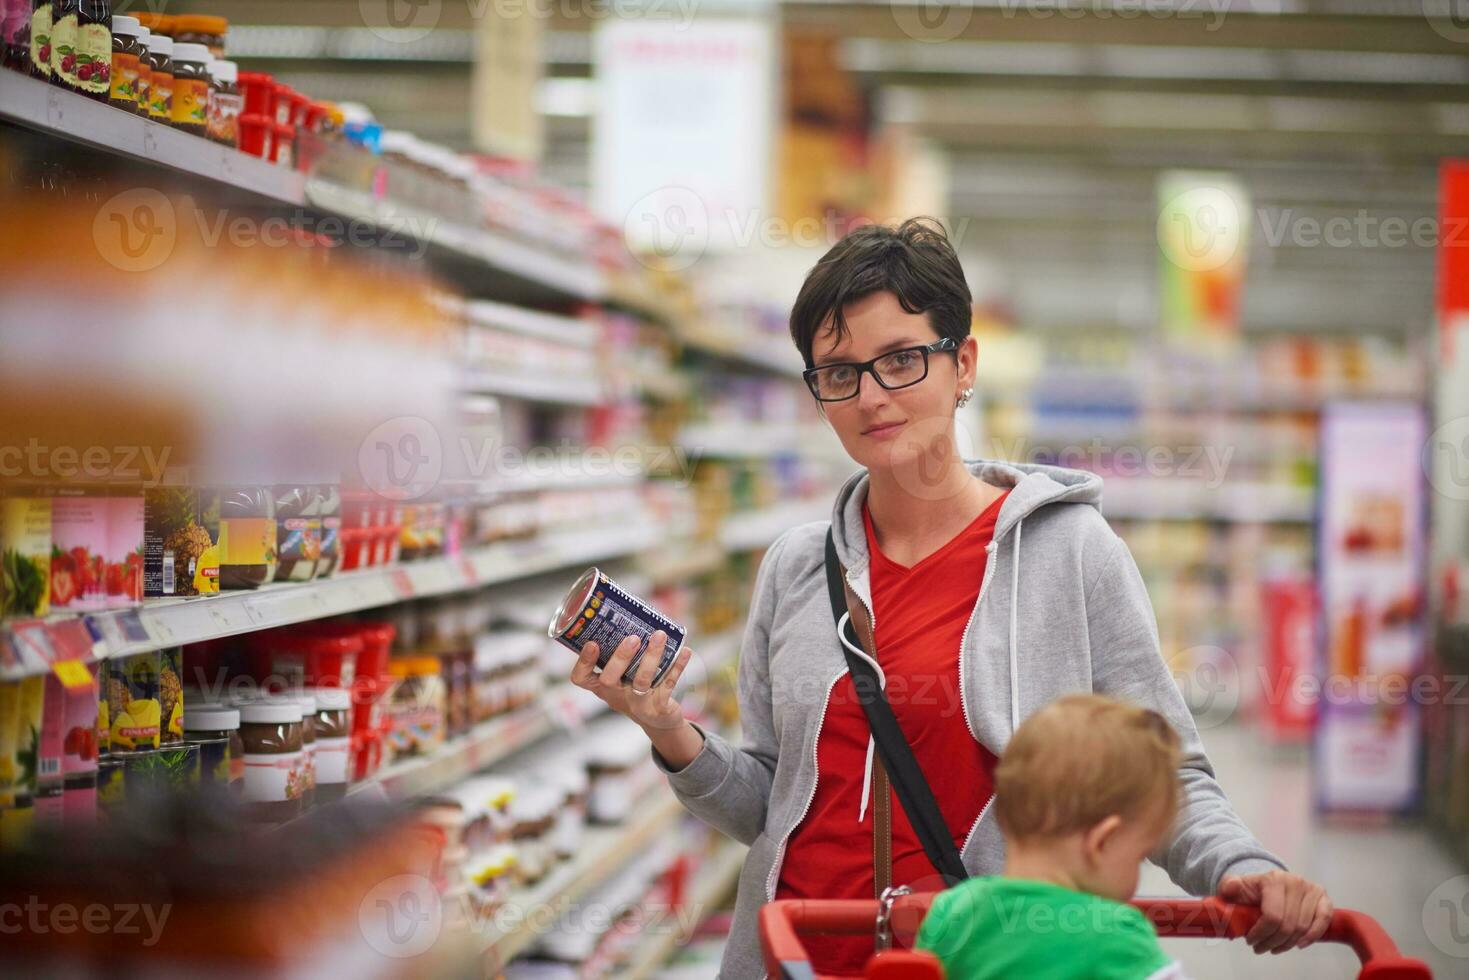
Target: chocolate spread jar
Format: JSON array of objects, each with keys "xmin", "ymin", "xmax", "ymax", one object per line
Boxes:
[
  {"xmin": 302, "ymin": 687, "xmax": 351, "ymax": 803},
  {"xmin": 238, "ymin": 697, "xmax": 304, "ymax": 822}
]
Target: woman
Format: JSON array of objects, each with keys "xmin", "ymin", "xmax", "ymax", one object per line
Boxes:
[{"xmin": 569, "ymin": 218, "xmax": 1332, "ymax": 978}]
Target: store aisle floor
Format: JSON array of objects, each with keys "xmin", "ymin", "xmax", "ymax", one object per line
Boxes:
[{"xmin": 1142, "ymin": 722, "xmax": 1461, "ymax": 979}]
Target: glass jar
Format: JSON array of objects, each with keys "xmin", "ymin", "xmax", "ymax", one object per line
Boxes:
[
  {"xmin": 142, "ymin": 30, "xmax": 170, "ymax": 123},
  {"xmin": 107, "ymin": 14, "xmax": 140, "ymax": 111},
  {"xmin": 27, "ymin": 0, "xmax": 52, "ymax": 82},
  {"xmin": 170, "ymin": 13, "xmax": 223, "ymax": 58},
  {"xmin": 290, "ymin": 691, "xmax": 317, "ymax": 810},
  {"xmin": 182, "ymin": 702, "xmax": 242, "ymax": 788},
  {"xmin": 385, "ymin": 657, "xmax": 446, "ymax": 761},
  {"xmin": 302, "ymin": 687, "xmax": 351, "ymax": 802},
  {"xmin": 51, "ymin": 0, "xmax": 109, "ymax": 100},
  {"xmin": 316, "ymin": 484, "xmax": 341, "ymax": 579},
  {"xmin": 130, "ymin": 23, "xmax": 148, "ymax": 116},
  {"xmin": 237, "ymin": 697, "xmax": 304, "ymax": 822},
  {"xmin": 168, "ymin": 40, "xmax": 208, "ymax": 135},
  {"xmin": 206, "ymin": 57, "xmax": 240, "ymax": 147},
  {"xmin": 217, "ymin": 485, "xmax": 276, "ymax": 590},
  {"xmin": 273, "ymin": 485, "xmax": 322, "ymax": 582}
]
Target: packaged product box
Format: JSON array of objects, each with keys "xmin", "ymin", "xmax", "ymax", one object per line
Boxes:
[
  {"xmin": 17, "ymin": 676, "xmax": 46, "ymax": 828},
  {"xmin": 49, "ymin": 488, "xmax": 110, "ymax": 612},
  {"xmin": 106, "ymin": 494, "xmax": 144, "ymax": 608},
  {"xmin": 144, "ymin": 487, "xmax": 220, "ymax": 598},
  {"xmin": 39, "ymin": 673, "xmax": 66, "ymax": 826},
  {"xmin": 61, "ymin": 667, "xmax": 100, "ymax": 824},
  {"xmin": 0, "ymin": 494, "xmax": 52, "ymax": 618}
]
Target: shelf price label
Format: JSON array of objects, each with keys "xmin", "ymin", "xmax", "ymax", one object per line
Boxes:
[
  {"xmin": 52, "ymin": 659, "xmax": 94, "ymax": 691},
  {"xmin": 389, "ymin": 568, "xmax": 415, "ymax": 600},
  {"xmin": 46, "ymin": 620, "xmax": 96, "ymax": 663}
]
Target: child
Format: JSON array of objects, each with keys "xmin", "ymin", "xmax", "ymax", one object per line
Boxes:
[{"xmin": 915, "ymin": 694, "xmax": 1187, "ymax": 979}]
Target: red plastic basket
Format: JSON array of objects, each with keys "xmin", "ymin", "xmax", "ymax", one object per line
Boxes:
[{"xmin": 759, "ymin": 894, "xmax": 1432, "ymax": 980}]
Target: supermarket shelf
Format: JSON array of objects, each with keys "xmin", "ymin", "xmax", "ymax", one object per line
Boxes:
[
  {"xmin": 0, "ymin": 521, "xmax": 663, "ymax": 679},
  {"xmin": 678, "ymin": 422, "xmax": 842, "ymax": 459},
  {"xmin": 463, "ymin": 367, "xmax": 605, "ymax": 406},
  {"xmin": 479, "ymin": 790, "xmax": 684, "ymax": 972},
  {"xmin": 1103, "ymin": 480, "xmax": 1315, "ymax": 523},
  {"xmin": 616, "ymin": 838, "xmax": 747, "ymax": 980},
  {"xmin": 305, "ymin": 179, "xmax": 605, "ymax": 304},
  {"xmin": 720, "ymin": 499, "xmax": 831, "ymax": 552},
  {"xmin": 676, "ymin": 322, "xmax": 804, "ymax": 379},
  {"xmin": 639, "ymin": 540, "xmax": 726, "ymax": 587},
  {"xmin": 0, "ymin": 72, "xmax": 304, "ymax": 204}
]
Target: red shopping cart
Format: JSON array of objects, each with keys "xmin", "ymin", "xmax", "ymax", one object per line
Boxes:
[{"xmin": 759, "ymin": 893, "xmax": 1433, "ymax": 980}]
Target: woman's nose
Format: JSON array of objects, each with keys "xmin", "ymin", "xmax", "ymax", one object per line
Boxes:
[{"xmin": 854, "ymin": 370, "xmax": 891, "ymax": 410}]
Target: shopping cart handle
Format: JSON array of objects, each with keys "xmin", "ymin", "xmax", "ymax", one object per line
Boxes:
[{"xmin": 759, "ymin": 895, "xmax": 1433, "ymax": 980}]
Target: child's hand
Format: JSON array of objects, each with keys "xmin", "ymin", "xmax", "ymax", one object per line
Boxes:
[{"xmin": 1218, "ymin": 871, "xmax": 1333, "ymax": 954}]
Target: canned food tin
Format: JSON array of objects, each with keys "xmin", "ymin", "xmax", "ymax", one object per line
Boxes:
[{"xmin": 548, "ymin": 567, "xmax": 684, "ymax": 689}]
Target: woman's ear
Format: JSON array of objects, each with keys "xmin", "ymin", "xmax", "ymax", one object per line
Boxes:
[
  {"xmin": 1081, "ymin": 814, "xmax": 1124, "ymax": 866},
  {"xmin": 957, "ymin": 334, "xmax": 979, "ymax": 390}
]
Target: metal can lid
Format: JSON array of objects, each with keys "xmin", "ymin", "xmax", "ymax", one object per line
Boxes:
[{"xmin": 548, "ymin": 567, "xmax": 600, "ymax": 639}]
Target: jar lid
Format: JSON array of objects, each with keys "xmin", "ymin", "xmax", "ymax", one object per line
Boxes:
[
  {"xmin": 238, "ymin": 71, "xmax": 273, "ymax": 86},
  {"xmin": 273, "ymin": 121, "xmax": 295, "ymax": 136},
  {"xmin": 138, "ymin": 26, "xmax": 150, "ymax": 41},
  {"xmin": 210, "ymin": 60, "xmax": 238, "ymax": 85},
  {"xmin": 239, "ymin": 697, "xmax": 303, "ymax": 724},
  {"xmin": 113, "ymin": 15, "xmax": 140, "ymax": 36},
  {"xmin": 304, "ymin": 687, "xmax": 351, "ymax": 711},
  {"xmin": 173, "ymin": 42, "xmax": 211, "ymax": 64},
  {"xmin": 291, "ymin": 691, "xmax": 318, "ymax": 713},
  {"xmin": 183, "ymin": 703, "xmax": 239, "ymax": 731},
  {"xmin": 412, "ymin": 656, "xmax": 443, "ymax": 676},
  {"xmin": 147, "ymin": 35, "xmax": 173, "ymax": 56}
]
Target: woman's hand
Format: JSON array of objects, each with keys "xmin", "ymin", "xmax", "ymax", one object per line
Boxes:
[
  {"xmin": 569, "ymin": 630, "xmax": 694, "ymax": 733},
  {"xmin": 1219, "ymin": 870, "xmax": 1333, "ymax": 953}
]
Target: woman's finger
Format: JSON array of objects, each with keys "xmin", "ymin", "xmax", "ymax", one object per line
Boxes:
[
  {"xmin": 631, "ymin": 631, "xmax": 666, "ymax": 693},
  {"xmin": 660, "ymin": 643, "xmax": 695, "ymax": 692},
  {"xmin": 599, "ymin": 634, "xmax": 641, "ymax": 690},
  {"xmin": 569, "ymin": 642, "xmax": 600, "ymax": 688}
]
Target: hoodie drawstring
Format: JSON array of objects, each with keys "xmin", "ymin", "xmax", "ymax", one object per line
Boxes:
[
  {"xmin": 1009, "ymin": 518, "xmax": 1023, "ymax": 733},
  {"xmin": 838, "ymin": 610, "xmax": 887, "ymax": 824}
]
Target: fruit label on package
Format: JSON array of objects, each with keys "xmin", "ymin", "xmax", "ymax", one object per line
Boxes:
[
  {"xmin": 50, "ymin": 493, "xmax": 108, "ymax": 613},
  {"xmin": 29, "ymin": 3, "xmax": 52, "ymax": 78},
  {"xmin": 111, "ymin": 50, "xmax": 139, "ymax": 105},
  {"xmin": 242, "ymin": 750, "xmax": 304, "ymax": 803},
  {"xmin": 49, "ymin": 11, "xmax": 75, "ymax": 86},
  {"xmin": 1, "ymin": 497, "xmax": 52, "ymax": 619},
  {"xmin": 73, "ymin": 22, "xmax": 109, "ymax": 95},
  {"xmin": 144, "ymin": 488, "xmax": 218, "ymax": 598},
  {"xmin": 106, "ymin": 654, "xmax": 161, "ymax": 751},
  {"xmin": 148, "ymin": 70, "xmax": 172, "ymax": 120},
  {"xmin": 172, "ymin": 76, "xmax": 207, "ymax": 128},
  {"xmin": 207, "ymin": 90, "xmax": 242, "ymax": 146}
]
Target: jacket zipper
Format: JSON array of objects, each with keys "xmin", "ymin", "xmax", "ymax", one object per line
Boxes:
[
  {"xmin": 958, "ymin": 534, "xmax": 1006, "ymax": 857},
  {"xmin": 765, "ymin": 669, "xmax": 844, "ymax": 902}
]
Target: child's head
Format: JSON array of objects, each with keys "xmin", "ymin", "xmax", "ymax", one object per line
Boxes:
[{"xmin": 995, "ymin": 694, "xmax": 1182, "ymax": 902}]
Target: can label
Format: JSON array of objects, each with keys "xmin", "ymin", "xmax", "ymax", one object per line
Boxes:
[
  {"xmin": 550, "ymin": 569, "xmax": 684, "ymax": 688},
  {"xmin": 242, "ymin": 750, "xmax": 304, "ymax": 802}
]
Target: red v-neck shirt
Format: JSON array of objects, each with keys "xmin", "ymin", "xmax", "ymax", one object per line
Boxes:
[{"xmin": 774, "ymin": 490, "xmax": 1008, "ymax": 977}]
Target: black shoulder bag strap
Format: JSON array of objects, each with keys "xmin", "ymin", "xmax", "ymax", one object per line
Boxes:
[{"xmin": 824, "ymin": 527, "xmax": 969, "ymax": 887}]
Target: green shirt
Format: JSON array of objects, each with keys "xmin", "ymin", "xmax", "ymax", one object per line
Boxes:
[{"xmin": 914, "ymin": 877, "xmax": 1186, "ymax": 980}]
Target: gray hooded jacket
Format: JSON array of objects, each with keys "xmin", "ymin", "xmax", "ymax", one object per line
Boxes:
[{"xmin": 652, "ymin": 459, "xmax": 1284, "ymax": 978}]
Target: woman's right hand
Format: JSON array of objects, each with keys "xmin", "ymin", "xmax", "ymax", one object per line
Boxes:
[{"xmin": 569, "ymin": 630, "xmax": 694, "ymax": 733}]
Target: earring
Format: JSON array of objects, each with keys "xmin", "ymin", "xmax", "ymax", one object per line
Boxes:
[{"xmin": 956, "ymin": 387, "xmax": 974, "ymax": 408}]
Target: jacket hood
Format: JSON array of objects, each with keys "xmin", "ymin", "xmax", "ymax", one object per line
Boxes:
[{"xmin": 830, "ymin": 457, "xmax": 1104, "ymax": 572}]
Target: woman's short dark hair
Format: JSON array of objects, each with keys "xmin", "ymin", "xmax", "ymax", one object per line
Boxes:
[{"xmin": 788, "ymin": 217, "xmax": 972, "ymax": 369}]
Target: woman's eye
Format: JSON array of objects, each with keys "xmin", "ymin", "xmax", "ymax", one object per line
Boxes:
[
  {"xmin": 829, "ymin": 366, "xmax": 856, "ymax": 383},
  {"xmin": 890, "ymin": 352, "xmax": 916, "ymax": 367}
]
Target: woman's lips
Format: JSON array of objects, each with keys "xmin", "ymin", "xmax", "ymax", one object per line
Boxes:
[{"xmin": 862, "ymin": 421, "xmax": 905, "ymax": 439}]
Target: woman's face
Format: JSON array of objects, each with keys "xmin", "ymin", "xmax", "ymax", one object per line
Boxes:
[{"xmin": 810, "ymin": 290, "xmax": 977, "ymax": 477}]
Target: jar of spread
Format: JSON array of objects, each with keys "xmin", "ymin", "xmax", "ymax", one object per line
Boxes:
[
  {"xmin": 237, "ymin": 697, "xmax": 304, "ymax": 822},
  {"xmin": 217, "ymin": 485, "xmax": 276, "ymax": 589},
  {"xmin": 143, "ymin": 30, "xmax": 171, "ymax": 123},
  {"xmin": 46, "ymin": 0, "xmax": 72, "ymax": 88},
  {"xmin": 182, "ymin": 702, "xmax": 242, "ymax": 788},
  {"xmin": 170, "ymin": 13, "xmax": 224, "ymax": 58},
  {"xmin": 131, "ymin": 24, "xmax": 149, "ymax": 116},
  {"xmin": 206, "ymin": 57, "xmax": 240, "ymax": 147},
  {"xmin": 51, "ymin": 0, "xmax": 108, "ymax": 99},
  {"xmin": 271, "ymin": 120, "xmax": 294, "ymax": 168},
  {"xmin": 169, "ymin": 41, "xmax": 209, "ymax": 135},
  {"xmin": 316, "ymin": 484, "xmax": 341, "ymax": 579},
  {"xmin": 290, "ymin": 691, "xmax": 318, "ymax": 810},
  {"xmin": 27, "ymin": 0, "xmax": 52, "ymax": 81},
  {"xmin": 385, "ymin": 657, "xmax": 445, "ymax": 761},
  {"xmin": 108, "ymin": 14, "xmax": 141, "ymax": 112},
  {"xmin": 273, "ymin": 485, "xmax": 322, "ymax": 582},
  {"xmin": 303, "ymin": 687, "xmax": 351, "ymax": 802}
]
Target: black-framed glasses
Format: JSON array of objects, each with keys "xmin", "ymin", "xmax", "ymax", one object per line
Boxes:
[{"xmin": 803, "ymin": 337, "xmax": 959, "ymax": 402}]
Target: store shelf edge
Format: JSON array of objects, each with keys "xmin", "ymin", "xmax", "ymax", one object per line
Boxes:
[
  {"xmin": 0, "ymin": 72, "xmax": 305, "ymax": 204},
  {"xmin": 616, "ymin": 838, "xmax": 748, "ymax": 980},
  {"xmin": 0, "ymin": 522, "xmax": 663, "ymax": 679}
]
